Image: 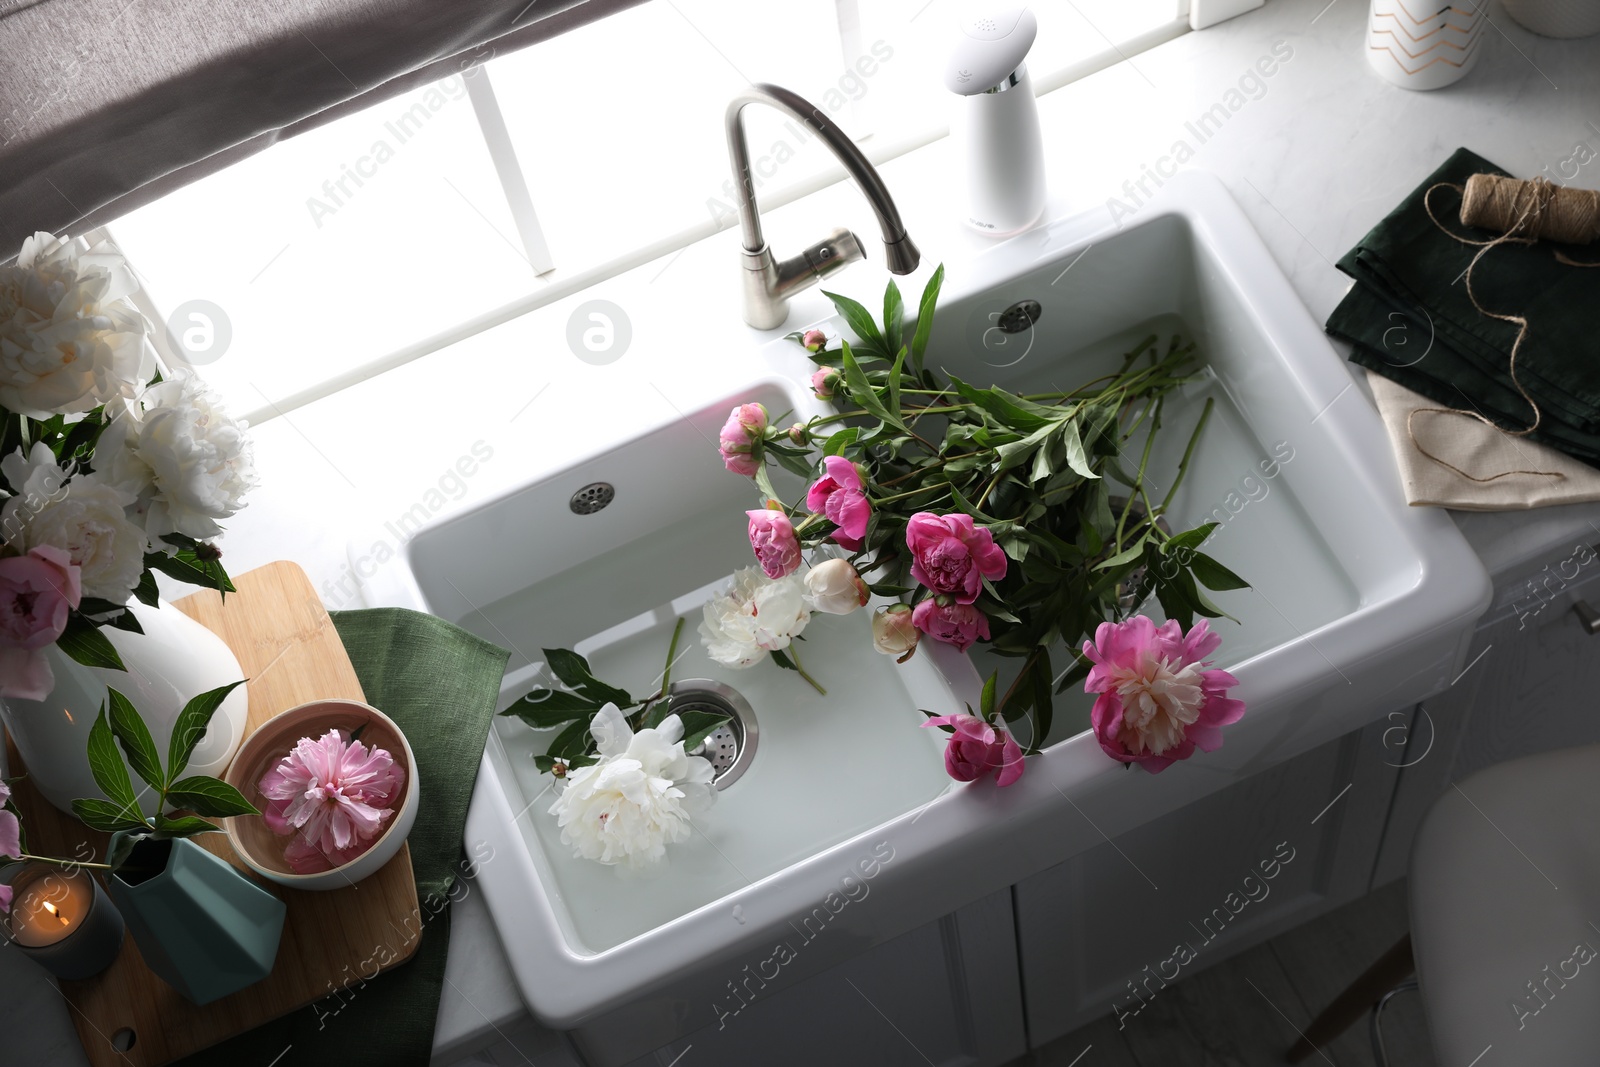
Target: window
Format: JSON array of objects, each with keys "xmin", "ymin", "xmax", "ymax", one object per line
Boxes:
[{"xmin": 105, "ymin": 0, "xmax": 1184, "ymax": 423}]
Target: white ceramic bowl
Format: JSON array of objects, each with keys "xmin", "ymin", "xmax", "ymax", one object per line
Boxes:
[{"xmin": 222, "ymin": 698, "xmax": 419, "ymax": 891}]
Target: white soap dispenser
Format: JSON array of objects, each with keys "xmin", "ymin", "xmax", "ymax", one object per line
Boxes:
[{"xmin": 945, "ymin": 3, "xmax": 1046, "ymax": 236}]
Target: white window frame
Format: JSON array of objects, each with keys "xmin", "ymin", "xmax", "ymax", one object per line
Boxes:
[{"xmin": 116, "ymin": 0, "xmax": 1198, "ymax": 425}]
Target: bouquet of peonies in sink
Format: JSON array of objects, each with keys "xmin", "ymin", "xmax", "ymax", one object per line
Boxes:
[
  {"xmin": 508, "ymin": 265, "xmax": 1247, "ymax": 872},
  {"xmin": 503, "ymin": 627, "xmax": 724, "ymax": 873},
  {"xmin": 719, "ymin": 264, "xmax": 1246, "ymax": 779}
]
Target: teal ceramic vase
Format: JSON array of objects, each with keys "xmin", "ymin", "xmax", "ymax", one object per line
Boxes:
[{"xmin": 105, "ymin": 833, "xmax": 286, "ymax": 1005}]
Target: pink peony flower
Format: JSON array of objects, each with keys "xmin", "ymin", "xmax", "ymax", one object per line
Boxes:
[
  {"xmin": 811, "ymin": 367, "xmax": 840, "ymax": 400},
  {"xmin": 905, "ymin": 512, "xmax": 1007, "ymax": 605},
  {"xmin": 278, "ymin": 834, "xmax": 369, "ymax": 875},
  {"xmin": 801, "ymin": 328, "xmax": 828, "ymax": 352},
  {"xmin": 921, "ymin": 713, "xmax": 1024, "ymax": 786},
  {"xmin": 747, "ymin": 509, "xmax": 802, "ymax": 579},
  {"xmin": 0, "ymin": 545, "xmax": 82, "ymax": 700},
  {"xmin": 912, "ymin": 598, "xmax": 990, "ymax": 652},
  {"xmin": 0, "ymin": 778, "xmax": 19, "ymax": 860},
  {"xmin": 718, "ymin": 403, "xmax": 768, "ymax": 477},
  {"xmin": 258, "ymin": 729, "xmax": 406, "ymax": 867},
  {"xmin": 805, "ymin": 455, "xmax": 870, "ymax": 551},
  {"xmin": 1081, "ymin": 616, "xmax": 1246, "ymax": 773}
]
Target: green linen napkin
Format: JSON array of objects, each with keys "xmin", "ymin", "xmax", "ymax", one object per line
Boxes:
[
  {"xmin": 174, "ymin": 608, "xmax": 509, "ymax": 1067},
  {"xmin": 1327, "ymin": 146, "xmax": 1600, "ymax": 459}
]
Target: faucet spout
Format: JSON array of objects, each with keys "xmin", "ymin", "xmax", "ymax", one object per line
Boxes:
[{"xmin": 725, "ymin": 83, "xmax": 921, "ymax": 329}]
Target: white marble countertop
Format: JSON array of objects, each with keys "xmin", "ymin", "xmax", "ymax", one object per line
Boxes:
[{"xmin": 11, "ymin": 0, "xmax": 1600, "ymax": 1062}]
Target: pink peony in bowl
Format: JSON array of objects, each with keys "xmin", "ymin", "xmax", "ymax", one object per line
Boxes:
[{"xmin": 222, "ymin": 698, "xmax": 419, "ymax": 891}]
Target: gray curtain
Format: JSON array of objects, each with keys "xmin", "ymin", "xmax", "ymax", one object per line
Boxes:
[{"xmin": 0, "ymin": 0, "xmax": 648, "ymax": 250}]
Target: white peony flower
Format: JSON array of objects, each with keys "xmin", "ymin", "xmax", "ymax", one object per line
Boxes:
[
  {"xmin": 548, "ymin": 704, "xmax": 716, "ymax": 873},
  {"xmin": 0, "ymin": 232, "xmax": 150, "ymax": 418},
  {"xmin": 97, "ymin": 372, "xmax": 257, "ymax": 540},
  {"xmin": 699, "ymin": 566, "xmax": 811, "ymax": 668},
  {"xmin": 0, "ymin": 443, "xmax": 147, "ymax": 603},
  {"xmin": 871, "ymin": 604, "xmax": 920, "ymax": 659},
  {"xmin": 803, "ymin": 558, "xmax": 869, "ymax": 615}
]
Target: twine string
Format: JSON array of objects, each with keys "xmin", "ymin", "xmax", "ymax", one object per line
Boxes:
[{"xmin": 1403, "ymin": 178, "xmax": 1565, "ymax": 483}]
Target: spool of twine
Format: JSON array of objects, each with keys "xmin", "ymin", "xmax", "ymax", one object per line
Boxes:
[{"xmin": 1460, "ymin": 173, "xmax": 1600, "ymax": 244}]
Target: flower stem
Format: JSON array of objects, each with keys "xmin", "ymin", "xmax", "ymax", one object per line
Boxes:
[
  {"xmin": 1116, "ymin": 396, "xmax": 1163, "ymax": 547},
  {"xmin": 15, "ymin": 853, "xmax": 113, "ymax": 871},
  {"xmin": 660, "ymin": 616, "xmax": 685, "ymax": 694},
  {"xmin": 873, "ymin": 482, "xmax": 951, "ymax": 506},
  {"xmin": 1160, "ymin": 396, "xmax": 1215, "ymax": 514},
  {"xmin": 785, "ymin": 641, "xmax": 827, "ymax": 696},
  {"xmin": 996, "ymin": 646, "xmax": 1041, "ymax": 723}
]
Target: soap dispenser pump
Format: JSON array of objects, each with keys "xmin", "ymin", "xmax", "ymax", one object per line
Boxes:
[{"xmin": 945, "ymin": 3, "xmax": 1046, "ymax": 236}]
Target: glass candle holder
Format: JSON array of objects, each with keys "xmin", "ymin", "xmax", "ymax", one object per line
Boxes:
[{"xmin": 3, "ymin": 863, "xmax": 125, "ymax": 980}]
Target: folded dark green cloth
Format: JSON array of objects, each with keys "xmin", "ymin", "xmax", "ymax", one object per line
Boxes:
[
  {"xmin": 1329, "ymin": 291, "xmax": 1600, "ymax": 464},
  {"xmin": 175, "ymin": 608, "xmax": 509, "ymax": 1067},
  {"xmin": 1328, "ymin": 146, "xmax": 1600, "ymax": 458}
]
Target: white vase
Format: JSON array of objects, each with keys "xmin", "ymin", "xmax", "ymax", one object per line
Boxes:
[
  {"xmin": 0, "ymin": 600, "xmax": 250, "ymax": 816},
  {"xmin": 1367, "ymin": 0, "xmax": 1486, "ymax": 91}
]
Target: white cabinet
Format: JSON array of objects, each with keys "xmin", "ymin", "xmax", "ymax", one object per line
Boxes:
[
  {"xmin": 610, "ymin": 888, "xmax": 1025, "ymax": 1067},
  {"xmin": 1374, "ymin": 539, "xmax": 1600, "ymax": 886},
  {"xmin": 448, "ymin": 889, "xmax": 1025, "ymax": 1067},
  {"xmin": 1013, "ymin": 719, "xmax": 1403, "ymax": 1046}
]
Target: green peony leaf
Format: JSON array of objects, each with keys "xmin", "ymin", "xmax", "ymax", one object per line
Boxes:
[
  {"xmin": 166, "ymin": 680, "xmax": 247, "ymax": 783},
  {"xmin": 840, "ymin": 342, "xmax": 907, "ymax": 432},
  {"xmin": 678, "ymin": 709, "xmax": 732, "ymax": 753},
  {"xmin": 822, "ymin": 289, "xmax": 887, "ymax": 358},
  {"xmin": 165, "ymin": 776, "xmax": 260, "ymax": 818},
  {"xmin": 107, "ymin": 688, "xmax": 165, "ymax": 792},
  {"xmin": 909, "ymin": 264, "xmax": 945, "ymax": 380},
  {"xmin": 152, "ymin": 813, "xmax": 222, "ymax": 838},
  {"xmin": 132, "ymin": 570, "xmax": 161, "ymax": 608},
  {"xmin": 1188, "ymin": 552, "xmax": 1249, "ymax": 592},
  {"xmin": 883, "ymin": 278, "xmax": 905, "ymax": 353},
  {"xmin": 71, "ymin": 798, "xmax": 148, "ymax": 834},
  {"xmin": 85, "ymin": 704, "xmax": 140, "ymax": 813},
  {"xmin": 1060, "ymin": 420, "xmax": 1098, "ymax": 481},
  {"xmin": 57, "ymin": 616, "xmax": 126, "ymax": 672},
  {"xmin": 547, "ymin": 717, "xmax": 594, "ymax": 761}
]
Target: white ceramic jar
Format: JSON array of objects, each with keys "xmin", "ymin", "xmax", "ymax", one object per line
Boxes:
[
  {"xmin": 1367, "ymin": 0, "xmax": 1486, "ymax": 91},
  {"xmin": 0, "ymin": 600, "xmax": 250, "ymax": 815}
]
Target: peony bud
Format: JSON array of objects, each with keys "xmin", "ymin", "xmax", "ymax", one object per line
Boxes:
[
  {"xmin": 872, "ymin": 603, "xmax": 920, "ymax": 660},
  {"xmin": 788, "ymin": 422, "xmax": 810, "ymax": 446},
  {"xmin": 718, "ymin": 403, "xmax": 769, "ymax": 477},
  {"xmin": 805, "ymin": 558, "xmax": 869, "ymax": 615},
  {"xmin": 802, "ymin": 328, "xmax": 828, "ymax": 352},
  {"xmin": 811, "ymin": 367, "xmax": 841, "ymax": 401}
]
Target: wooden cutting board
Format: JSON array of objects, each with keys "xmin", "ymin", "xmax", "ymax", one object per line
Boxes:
[{"xmin": 5, "ymin": 561, "xmax": 422, "ymax": 1067}]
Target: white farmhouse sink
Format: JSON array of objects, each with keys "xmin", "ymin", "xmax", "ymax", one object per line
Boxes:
[
  {"xmin": 361, "ymin": 171, "xmax": 1489, "ymax": 1056},
  {"xmin": 404, "ymin": 377, "xmax": 956, "ymax": 954}
]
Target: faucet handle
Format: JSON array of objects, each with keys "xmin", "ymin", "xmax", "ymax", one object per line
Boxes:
[
  {"xmin": 773, "ymin": 227, "xmax": 865, "ymax": 302},
  {"xmin": 801, "ymin": 227, "xmax": 865, "ymax": 279}
]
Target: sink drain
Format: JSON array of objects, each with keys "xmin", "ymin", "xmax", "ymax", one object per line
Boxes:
[
  {"xmin": 568, "ymin": 482, "xmax": 615, "ymax": 515},
  {"xmin": 665, "ymin": 679, "xmax": 757, "ymax": 790}
]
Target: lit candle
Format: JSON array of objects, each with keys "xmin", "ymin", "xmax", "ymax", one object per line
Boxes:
[{"xmin": 3, "ymin": 863, "xmax": 124, "ymax": 979}]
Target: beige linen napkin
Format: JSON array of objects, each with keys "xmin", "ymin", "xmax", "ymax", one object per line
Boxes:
[{"xmin": 1365, "ymin": 369, "xmax": 1600, "ymax": 510}]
